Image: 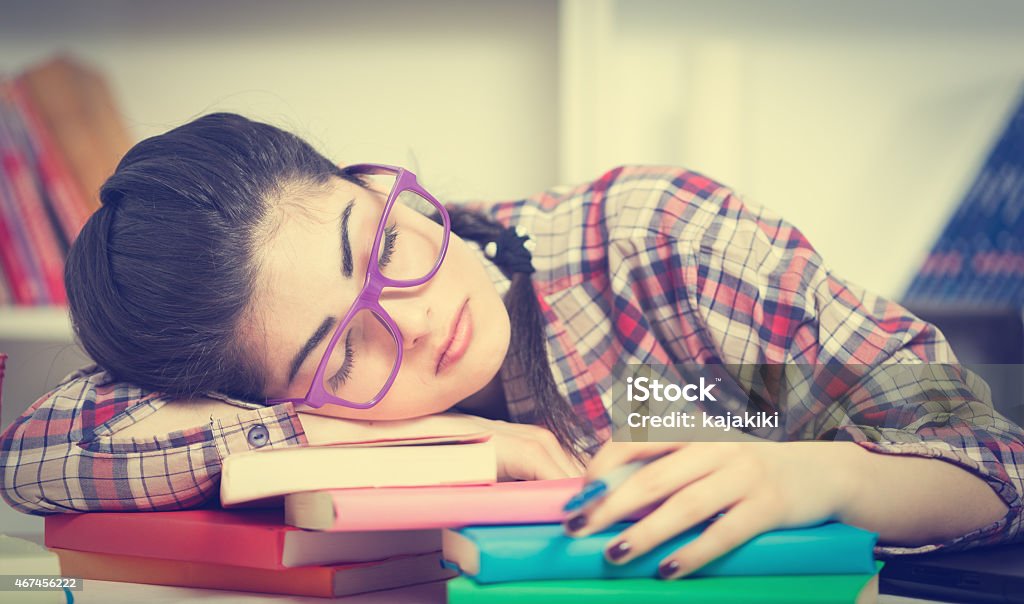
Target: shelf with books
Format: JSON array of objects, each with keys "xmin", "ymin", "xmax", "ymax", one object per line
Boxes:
[
  {"xmin": 0, "ymin": 54, "xmax": 132, "ymax": 310},
  {"xmin": 0, "ymin": 305, "xmax": 72, "ymax": 341}
]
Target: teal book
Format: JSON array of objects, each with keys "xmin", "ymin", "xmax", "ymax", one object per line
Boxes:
[
  {"xmin": 442, "ymin": 521, "xmax": 877, "ymax": 583},
  {"xmin": 447, "ymin": 562, "xmax": 884, "ymax": 603}
]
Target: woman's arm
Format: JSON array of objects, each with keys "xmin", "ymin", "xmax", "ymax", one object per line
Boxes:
[
  {"xmin": 839, "ymin": 442, "xmax": 1009, "ymax": 546},
  {"xmin": 112, "ymin": 397, "xmax": 584, "ymax": 480}
]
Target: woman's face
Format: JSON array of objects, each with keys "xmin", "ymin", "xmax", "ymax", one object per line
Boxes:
[{"xmin": 249, "ymin": 174, "xmax": 511, "ymax": 420}]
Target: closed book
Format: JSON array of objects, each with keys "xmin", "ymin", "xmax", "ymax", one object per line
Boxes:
[
  {"xmin": 45, "ymin": 508, "xmax": 441, "ymax": 570},
  {"xmin": 443, "ymin": 521, "xmax": 877, "ymax": 583},
  {"xmin": 19, "ymin": 56, "xmax": 133, "ymax": 215},
  {"xmin": 53, "ymin": 547, "xmax": 454, "ymax": 598},
  {"xmin": 289, "ymin": 478, "xmax": 581, "ymax": 531},
  {"xmin": 0, "ymin": 95, "xmax": 67, "ymax": 304},
  {"xmin": 7, "ymin": 78, "xmax": 90, "ymax": 249},
  {"xmin": 220, "ymin": 439, "xmax": 497, "ymax": 506},
  {"xmin": 447, "ymin": 562, "xmax": 883, "ymax": 604},
  {"xmin": 0, "ymin": 99, "xmax": 47, "ymax": 304}
]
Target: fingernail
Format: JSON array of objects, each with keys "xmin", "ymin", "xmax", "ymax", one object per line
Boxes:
[
  {"xmin": 565, "ymin": 513, "xmax": 587, "ymax": 533},
  {"xmin": 658, "ymin": 559, "xmax": 680, "ymax": 579},
  {"xmin": 606, "ymin": 540, "xmax": 631, "ymax": 562}
]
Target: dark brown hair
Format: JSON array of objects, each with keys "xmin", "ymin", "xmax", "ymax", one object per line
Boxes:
[{"xmin": 65, "ymin": 112, "xmax": 596, "ymax": 462}]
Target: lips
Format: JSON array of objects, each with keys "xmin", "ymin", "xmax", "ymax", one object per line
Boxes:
[{"xmin": 436, "ymin": 299, "xmax": 472, "ymax": 375}]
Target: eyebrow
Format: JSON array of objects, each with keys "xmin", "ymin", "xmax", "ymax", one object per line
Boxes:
[{"xmin": 285, "ymin": 197, "xmax": 356, "ymax": 387}]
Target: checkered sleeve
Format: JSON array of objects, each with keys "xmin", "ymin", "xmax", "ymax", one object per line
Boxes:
[
  {"xmin": 0, "ymin": 363, "xmax": 308, "ymax": 515},
  {"xmin": 676, "ymin": 176, "xmax": 1024, "ymax": 554}
]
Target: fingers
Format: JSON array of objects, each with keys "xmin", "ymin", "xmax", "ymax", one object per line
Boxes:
[
  {"xmin": 584, "ymin": 442, "xmax": 684, "ymax": 481},
  {"xmin": 566, "ymin": 444, "xmax": 727, "ymax": 537},
  {"xmin": 583, "ymin": 461, "xmax": 750, "ymax": 568},
  {"xmin": 498, "ymin": 436, "xmax": 571, "ymax": 481},
  {"xmin": 656, "ymin": 498, "xmax": 778, "ymax": 579},
  {"xmin": 527, "ymin": 425, "xmax": 583, "ymax": 478}
]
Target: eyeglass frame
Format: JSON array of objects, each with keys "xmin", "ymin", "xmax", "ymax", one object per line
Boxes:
[{"xmin": 264, "ymin": 163, "xmax": 452, "ymax": 410}]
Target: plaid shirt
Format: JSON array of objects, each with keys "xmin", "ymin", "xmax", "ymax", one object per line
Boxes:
[{"xmin": 2, "ymin": 165, "xmax": 1022, "ymax": 557}]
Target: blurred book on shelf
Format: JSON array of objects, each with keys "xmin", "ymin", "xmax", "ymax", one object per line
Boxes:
[
  {"xmin": 904, "ymin": 89, "xmax": 1024, "ymax": 307},
  {"xmin": 0, "ymin": 54, "xmax": 132, "ymax": 307},
  {"xmin": 903, "ymin": 88, "xmax": 1024, "ymax": 425}
]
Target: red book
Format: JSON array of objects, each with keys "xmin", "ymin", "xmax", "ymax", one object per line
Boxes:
[
  {"xmin": 45, "ymin": 507, "xmax": 442, "ymax": 570},
  {"xmin": 7, "ymin": 78, "xmax": 91, "ymax": 250},
  {"xmin": 55, "ymin": 547, "xmax": 453, "ymax": 598},
  {"xmin": 0, "ymin": 184, "xmax": 35, "ymax": 304},
  {"xmin": 0, "ymin": 89, "xmax": 67, "ymax": 304}
]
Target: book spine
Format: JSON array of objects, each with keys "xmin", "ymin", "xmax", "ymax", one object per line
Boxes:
[
  {"xmin": 459, "ymin": 521, "xmax": 877, "ymax": 583},
  {"xmin": 0, "ymin": 100, "xmax": 47, "ymax": 304},
  {"xmin": 8, "ymin": 78, "xmax": 91, "ymax": 248},
  {"xmin": 44, "ymin": 513, "xmax": 289, "ymax": 570},
  {"xmin": 0, "ymin": 96, "xmax": 67, "ymax": 304},
  {"xmin": 447, "ymin": 565, "xmax": 881, "ymax": 604},
  {"xmin": 52, "ymin": 547, "xmax": 337, "ymax": 597},
  {"xmin": 315, "ymin": 481, "xmax": 651, "ymax": 532},
  {"xmin": 0, "ymin": 261, "xmax": 10, "ymax": 304}
]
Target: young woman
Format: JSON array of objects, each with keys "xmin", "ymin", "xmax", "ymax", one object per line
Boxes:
[{"xmin": 1, "ymin": 113, "xmax": 1021, "ymax": 580}]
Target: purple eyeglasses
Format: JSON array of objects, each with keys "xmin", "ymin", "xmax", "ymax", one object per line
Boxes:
[{"xmin": 265, "ymin": 163, "xmax": 451, "ymax": 409}]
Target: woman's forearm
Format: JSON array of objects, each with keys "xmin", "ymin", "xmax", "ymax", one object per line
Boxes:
[{"xmin": 834, "ymin": 442, "xmax": 1009, "ymax": 546}]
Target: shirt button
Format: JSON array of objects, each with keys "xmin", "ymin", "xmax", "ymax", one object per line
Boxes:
[{"xmin": 247, "ymin": 424, "xmax": 270, "ymax": 448}]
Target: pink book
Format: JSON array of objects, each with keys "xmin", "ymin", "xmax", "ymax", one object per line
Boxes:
[{"xmin": 285, "ymin": 478, "xmax": 654, "ymax": 532}]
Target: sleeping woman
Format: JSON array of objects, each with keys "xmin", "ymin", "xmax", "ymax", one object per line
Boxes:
[{"xmin": 2, "ymin": 112, "xmax": 1022, "ymax": 579}]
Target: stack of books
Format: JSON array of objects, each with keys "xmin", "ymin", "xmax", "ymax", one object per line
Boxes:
[
  {"xmin": 0, "ymin": 54, "xmax": 133, "ymax": 306},
  {"xmin": 440, "ymin": 520, "xmax": 883, "ymax": 603},
  {"xmin": 281, "ymin": 459, "xmax": 883, "ymax": 602},
  {"xmin": 43, "ymin": 431, "xmax": 499, "ymax": 598}
]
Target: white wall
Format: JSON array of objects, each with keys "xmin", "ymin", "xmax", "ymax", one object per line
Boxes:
[
  {"xmin": 0, "ymin": 0, "xmax": 559, "ymax": 202},
  {"xmin": 561, "ymin": 0, "xmax": 1024, "ymax": 300}
]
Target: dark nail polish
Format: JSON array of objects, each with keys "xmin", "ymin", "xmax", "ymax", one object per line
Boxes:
[
  {"xmin": 606, "ymin": 540, "xmax": 632, "ymax": 562},
  {"xmin": 658, "ymin": 559, "xmax": 680, "ymax": 579},
  {"xmin": 565, "ymin": 513, "xmax": 587, "ymax": 533}
]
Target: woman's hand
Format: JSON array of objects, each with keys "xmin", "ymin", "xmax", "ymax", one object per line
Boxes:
[
  {"xmin": 440, "ymin": 412, "xmax": 587, "ymax": 481},
  {"xmin": 564, "ymin": 441, "xmax": 862, "ymax": 579}
]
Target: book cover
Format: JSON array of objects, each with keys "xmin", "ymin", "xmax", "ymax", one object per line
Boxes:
[
  {"xmin": 220, "ymin": 438, "xmax": 497, "ymax": 506},
  {"xmin": 53, "ymin": 547, "xmax": 454, "ymax": 598},
  {"xmin": 904, "ymin": 90, "xmax": 1024, "ymax": 306},
  {"xmin": 443, "ymin": 520, "xmax": 878, "ymax": 583},
  {"xmin": 447, "ymin": 562, "xmax": 883, "ymax": 604},
  {"xmin": 0, "ymin": 93, "xmax": 67, "ymax": 304},
  {"xmin": 7, "ymin": 77, "xmax": 91, "ymax": 250},
  {"xmin": 286, "ymin": 478, "xmax": 655, "ymax": 531},
  {"xmin": 20, "ymin": 56, "xmax": 133, "ymax": 215},
  {"xmin": 44, "ymin": 507, "xmax": 441, "ymax": 570},
  {"xmin": 0, "ymin": 97, "xmax": 47, "ymax": 304}
]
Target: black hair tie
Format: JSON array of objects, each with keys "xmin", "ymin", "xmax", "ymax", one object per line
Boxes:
[{"xmin": 483, "ymin": 225, "xmax": 536, "ymax": 275}]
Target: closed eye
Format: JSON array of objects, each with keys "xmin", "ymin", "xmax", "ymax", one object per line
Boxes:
[
  {"xmin": 378, "ymin": 223, "xmax": 398, "ymax": 267},
  {"xmin": 327, "ymin": 330, "xmax": 355, "ymax": 393}
]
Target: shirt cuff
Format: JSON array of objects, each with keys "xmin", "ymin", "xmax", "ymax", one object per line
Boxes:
[{"xmin": 209, "ymin": 401, "xmax": 309, "ymax": 461}]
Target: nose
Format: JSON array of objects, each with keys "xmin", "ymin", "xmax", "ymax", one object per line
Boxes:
[{"xmin": 380, "ymin": 295, "xmax": 432, "ymax": 349}]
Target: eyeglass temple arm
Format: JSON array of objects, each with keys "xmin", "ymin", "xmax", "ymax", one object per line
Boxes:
[{"xmin": 342, "ymin": 163, "xmax": 403, "ymax": 176}]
